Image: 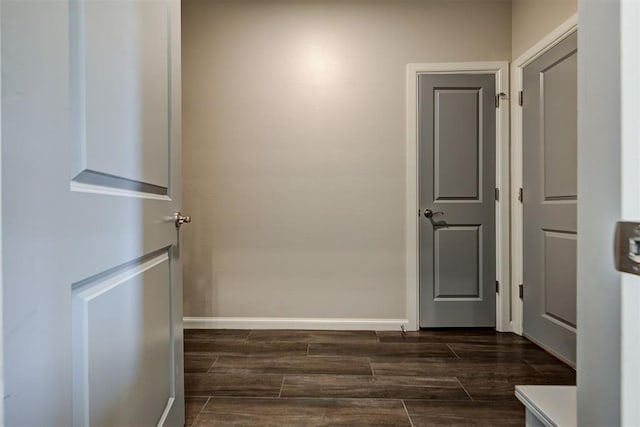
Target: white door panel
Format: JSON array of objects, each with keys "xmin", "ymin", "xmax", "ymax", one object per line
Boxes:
[{"xmin": 2, "ymin": 1, "xmax": 184, "ymax": 425}]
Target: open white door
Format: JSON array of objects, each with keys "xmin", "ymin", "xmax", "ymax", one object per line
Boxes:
[
  {"xmin": 2, "ymin": 0, "xmax": 184, "ymax": 425},
  {"xmin": 620, "ymin": 1, "xmax": 640, "ymax": 424}
]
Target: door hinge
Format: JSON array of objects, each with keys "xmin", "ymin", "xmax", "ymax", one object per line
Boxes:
[
  {"xmin": 518, "ymin": 188, "xmax": 523, "ymax": 203},
  {"xmin": 518, "ymin": 90, "xmax": 524, "ymax": 107},
  {"xmin": 519, "ymin": 284, "xmax": 524, "ymax": 299},
  {"xmin": 495, "ymin": 188, "xmax": 499, "ymax": 201},
  {"xmin": 495, "ymin": 281, "xmax": 500, "ymax": 294},
  {"xmin": 495, "ymin": 92, "xmax": 506, "ymax": 108}
]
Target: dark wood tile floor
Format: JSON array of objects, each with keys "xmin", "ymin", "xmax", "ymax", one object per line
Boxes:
[{"xmin": 184, "ymin": 329, "xmax": 576, "ymax": 426}]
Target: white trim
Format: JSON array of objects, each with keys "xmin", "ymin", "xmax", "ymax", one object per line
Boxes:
[
  {"xmin": 0, "ymin": 1, "xmax": 4, "ymax": 421},
  {"xmin": 510, "ymin": 14, "xmax": 578, "ymax": 336},
  {"xmin": 515, "ymin": 385, "xmax": 577, "ymax": 427},
  {"xmin": 183, "ymin": 317, "xmax": 410, "ymax": 331},
  {"xmin": 405, "ymin": 61, "xmax": 510, "ymax": 332},
  {"xmin": 620, "ymin": 1, "xmax": 640, "ymax": 424},
  {"xmin": 70, "ymin": 181, "xmax": 172, "ymax": 201}
]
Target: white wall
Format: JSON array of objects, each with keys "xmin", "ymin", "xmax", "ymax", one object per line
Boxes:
[
  {"xmin": 577, "ymin": 0, "xmax": 621, "ymax": 424},
  {"xmin": 181, "ymin": 0, "xmax": 512, "ymax": 322},
  {"xmin": 512, "ymin": 0, "xmax": 576, "ymax": 59}
]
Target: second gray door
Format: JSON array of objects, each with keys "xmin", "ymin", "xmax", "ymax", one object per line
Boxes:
[
  {"xmin": 523, "ymin": 32, "xmax": 578, "ymax": 364},
  {"xmin": 418, "ymin": 74, "xmax": 496, "ymax": 328}
]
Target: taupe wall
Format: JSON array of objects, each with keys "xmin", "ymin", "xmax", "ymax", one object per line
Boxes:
[
  {"xmin": 511, "ymin": 0, "xmax": 577, "ymax": 59},
  {"xmin": 182, "ymin": 0, "xmax": 511, "ymax": 320}
]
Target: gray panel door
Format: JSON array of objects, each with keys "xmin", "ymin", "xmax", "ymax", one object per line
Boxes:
[
  {"xmin": 418, "ymin": 74, "xmax": 496, "ymax": 328},
  {"xmin": 523, "ymin": 32, "xmax": 578, "ymax": 364},
  {"xmin": 2, "ymin": 1, "xmax": 184, "ymax": 425}
]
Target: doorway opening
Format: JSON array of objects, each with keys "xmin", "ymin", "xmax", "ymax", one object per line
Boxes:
[{"xmin": 406, "ymin": 62, "xmax": 510, "ymax": 331}]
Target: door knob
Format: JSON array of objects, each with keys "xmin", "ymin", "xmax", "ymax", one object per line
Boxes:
[
  {"xmin": 174, "ymin": 212, "xmax": 192, "ymax": 228},
  {"xmin": 424, "ymin": 208, "xmax": 444, "ymax": 219}
]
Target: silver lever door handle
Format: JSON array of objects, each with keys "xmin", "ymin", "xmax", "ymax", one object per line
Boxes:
[
  {"xmin": 424, "ymin": 209, "xmax": 444, "ymax": 219},
  {"xmin": 174, "ymin": 212, "xmax": 192, "ymax": 228}
]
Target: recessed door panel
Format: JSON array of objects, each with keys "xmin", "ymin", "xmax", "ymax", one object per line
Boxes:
[
  {"xmin": 419, "ymin": 74, "xmax": 496, "ymax": 328},
  {"xmin": 434, "ymin": 226, "xmax": 481, "ymax": 299},
  {"xmin": 434, "ymin": 89, "xmax": 481, "ymax": 201},
  {"xmin": 543, "ymin": 231, "xmax": 577, "ymax": 328},
  {"xmin": 72, "ymin": 253, "xmax": 173, "ymax": 426},
  {"xmin": 71, "ymin": 0, "xmax": 170, "ymax": 192},
  {"xmin": 542, "ymin": 51, "xmax": 578, "ymax": 201},
  {"xmin": 523, "ymin": 31, "xmax": 578, "ymax": 364}
]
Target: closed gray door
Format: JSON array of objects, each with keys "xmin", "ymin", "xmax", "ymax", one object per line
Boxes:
[
  {"xmin": 418, "ymin": 74, "xmax": 496, "ymax": 328},
  {"xmin": 523, "ymin": 32, "xmax": 577, "ymax": 364}
]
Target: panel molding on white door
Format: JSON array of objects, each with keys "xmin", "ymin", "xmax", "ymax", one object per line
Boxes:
[
  {"xmin": 72, "ymin": 252, "xmax": 174, "ymax": 426},
  {"xmin": 69, "ymin": 0, "xmax": 171, "ymax": 194}
]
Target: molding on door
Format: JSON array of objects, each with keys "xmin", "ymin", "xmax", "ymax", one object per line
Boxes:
[
  {"xmin": 511, "ymin": 14, "xmax": 578, "ymax": 335},
  {"xmin": 183, "ymin": 317, "xmax": 410, "ymax": 331},
  {"xmin": 405, "ymin": 61, "xmax": 510, "ymax": 332}
]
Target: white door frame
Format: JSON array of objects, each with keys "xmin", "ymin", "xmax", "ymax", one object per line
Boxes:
[
  {"xmin": 511, "ymin": 14, "xmax": 578, "ymax": 335},
  {"xmin": 405, "ymin": 61, "xmax": 510, "ymax": 332},
  {"xmin": 0, "ymin": 1, "xmax": 4, "ymax": 421}
]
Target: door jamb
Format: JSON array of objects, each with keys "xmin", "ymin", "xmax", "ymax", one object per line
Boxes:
[
  {"xmin": 405, "ymin": 61, "xmax": 510, "ymax": 331},
  {"xmin": 511, "ymin": 14, "xmax": 578, "ymax": 335}
]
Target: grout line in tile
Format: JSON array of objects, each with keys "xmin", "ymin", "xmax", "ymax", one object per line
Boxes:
[
  {"xmin": 446, "ymin": 343, "xmax": 461, "ymax": 359},
  {"xmin": 189, "ymin": 397, "xmax": 210, "ymax": 427},
  {"xmin": 206, "ymin": 356, "xmax": 219, "ymax": 373},
  {"xmin": 454, "ymin": 377, "xmax": 474, "ymax": 402},
  {"xmin": 278, "ymin": 376, "xmax": 287, "ymax": 398},
  {"xmin": 401, "ymin": 400, "xmax": 415, "ymax": 427}
]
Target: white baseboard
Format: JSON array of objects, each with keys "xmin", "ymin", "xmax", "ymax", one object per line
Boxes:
[{"xmin": 183, "ymin": 317, "xmax": 410, "ymax": 331}]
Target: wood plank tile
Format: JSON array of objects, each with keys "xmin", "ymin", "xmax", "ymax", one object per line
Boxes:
[
  {"xmin": 404, "ymin": 400, "xmax": 525, "ymax": 426},
  {"xmin": 280, "ymin": 375, "xmax": 469, "ymax": 400},
  {"xmin": 458, "ymin": 374, "xmax": 576, "ymax": 401},
  {"xmin": 185, "ymin": 353, "xmax": 217, "ymax": 373},
  {"xmin": 526, "ymin": 360, "xmax": 576, "ymax": 380},
  {"xmin": 308, "ymin": 342, "xmax": 456, "ymax": 358},
  {"xmin": 377, "ymin": 330, "xmax": 529, "ymax": 344},
  {"xmin": 184, "ymin": 329, "xmax": 250, "ymax": 341},
  {"xmin": 247, "ymin": 330, "xmax": 379, "ymax": 343},
  {"xmin": 447, "ymin": 342, "xmax": 554, "ymax": 362},
  {"xmin": 370, "ymin": 359, "xmax": 538, "ymax": 378},
  {"xmin": 196, "ymin": 398, "xmax": 411, "ymax": 427},
  {"xmin": 185, "ymin": 373, "xmax": 283, "ymax": 398},
  {"xmin": 185, "ymin": 398, "xmax": 208, "ymax": 427},
  {"xmin": 209, "ymin": 356, "xmax": 372, "ymax": 375},
  {"xmin": 184, "ymin": 340, "xmax": 308, "ymax": 357}
]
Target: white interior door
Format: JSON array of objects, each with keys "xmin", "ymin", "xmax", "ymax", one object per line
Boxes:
[
  {"xmin": 2, "ymin": 1, "xmax": 184, "ymax": 425},
  {"xmin": 620, "ymin": 1, "xmax": 640, "ymax": 423}
]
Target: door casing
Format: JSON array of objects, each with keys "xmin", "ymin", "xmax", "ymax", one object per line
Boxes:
[
  {"xmin": 406, "ymin": 61, "xmax": 510, "ymax": 331},
  {"xmin": 511, "ymin": 14, "xmax": 578, "ymax": 341}
]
